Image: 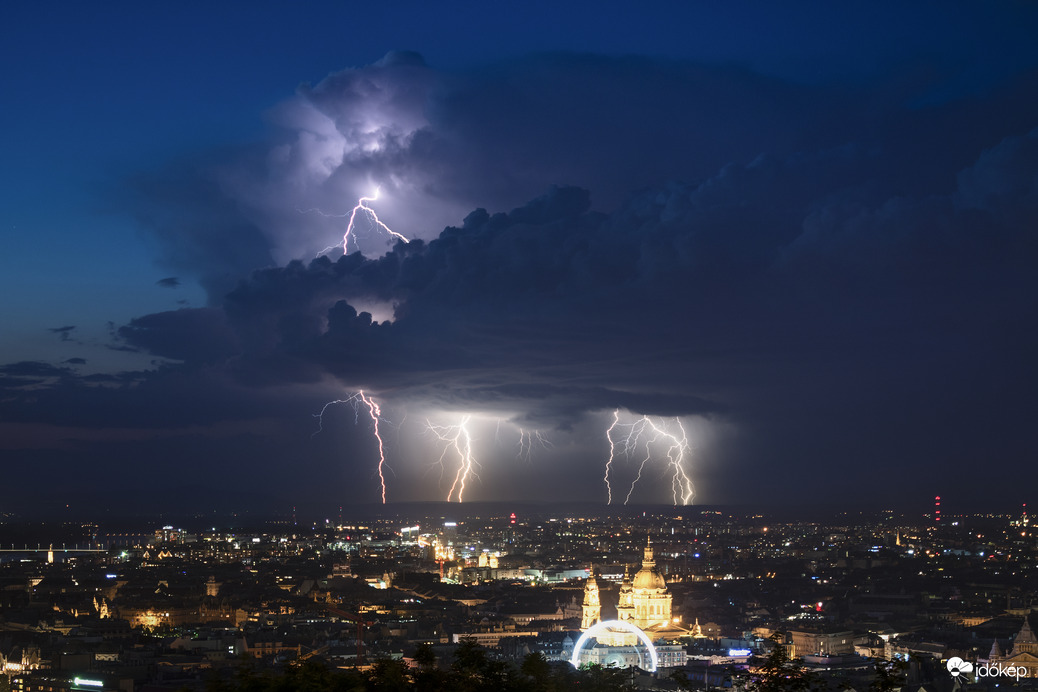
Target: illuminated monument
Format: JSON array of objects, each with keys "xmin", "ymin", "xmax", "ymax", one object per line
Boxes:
[
  {"xmin": 574, "ymin": 538, "xmax": 687, "ymax": 669},
  {"xmin": 581, "ymin": 568, "xmax": 601, "ymax": 631},
  {"xmin": 985, "ymin": 617, "xmax": 1038, "ymax": 678},
  {"xmin": 617, "ymin": 537, "xmax": 675, "ymax": 632}
]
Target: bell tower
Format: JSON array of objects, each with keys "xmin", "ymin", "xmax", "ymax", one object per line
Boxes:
[
  {"xmin": 581, "ymin": 567, "xmax": 601, "ymax": 631},
  {"xmin": 616, "ymin": 564, "xmax": 635, "ymax": 623}
]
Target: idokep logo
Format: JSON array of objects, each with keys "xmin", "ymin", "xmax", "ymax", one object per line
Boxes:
[{"xmin": 947, "ymin": 657, "xmax": 1029, "ymax": 681}]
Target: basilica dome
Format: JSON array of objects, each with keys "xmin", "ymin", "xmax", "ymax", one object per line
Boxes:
[
  {"xmin": 632, "ymin": 566, "xmax": 667, "ymax": 591},
  {"xmin": 632, "ymin": 537, "xmax": 667, "ymax": 591}
]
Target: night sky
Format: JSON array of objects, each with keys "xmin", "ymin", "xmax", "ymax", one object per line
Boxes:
[{"xmin": 3, "ymin": 1, "xmax": 1038, "ymax": 516}]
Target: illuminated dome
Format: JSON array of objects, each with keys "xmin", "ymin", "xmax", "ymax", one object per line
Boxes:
[
  {"xmin": 632, "ymin": 537, "xmax": 667, "ymax": 591},
  {"xmin": 632, "ymin": 566, "xmax": 667, "ymax": 591},
  {"xmin": 616, "ymin": 537, "xmax": 674, "ymax": 631}
]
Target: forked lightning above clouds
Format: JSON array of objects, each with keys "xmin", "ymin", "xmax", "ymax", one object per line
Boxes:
[{"xmin": 309, "ymin": 187, "xmax": 410, "ymax": 257}]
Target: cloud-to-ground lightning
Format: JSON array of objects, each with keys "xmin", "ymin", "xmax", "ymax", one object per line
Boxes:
[
  {"xmin": 427, "ymin": 416, "xmax": 480, "ymax": 502},
  {"xmin": 358, "ymin": 391, "xmax": 389, "ymax": 504},
  {"xmin": 313, "ymin": 390, "xmax": 391, "ymax": 503},
  {"xmin": 604, "ymin": 410, "xmax": 695, "ymax": 505},
  {"xmin": 309, "ymin": 187, "xmax": 410, "ymax": 257},
  {"xmin": 604, "ymin": 410, "xmax": 621, "ymax": 504}
]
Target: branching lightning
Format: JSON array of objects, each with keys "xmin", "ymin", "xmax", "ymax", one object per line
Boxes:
[
  {"xmin": 358, "ymin": 391, "xmax": 388, "ymax": 504},
  {"xmin": 427, "ymin": 416, "xmax": 480, "ymax": 502},
  {"xmin": 516, "ymin": 428, "xmax": 552, "ymax": 462},
  {"xmin": 313, "ymin": 390, "xmax": 391, "ymax": 503},
  {"xmin": 604, "ymin": 410, "xmax": 621, "ymax": 504},
  {"xmin": 310, "ymin": 187, "xmax": 410, "ymax": 257},
  {"xmin": 604, "ymin": 410, "xmax": 695, "ymax": 505}
]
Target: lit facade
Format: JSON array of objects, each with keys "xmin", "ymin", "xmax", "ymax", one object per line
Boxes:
[
  {"xmin": 617, "ymin": 538, "xmax": 672, "ymax": 631},
  {"xmin": 986, "ymin": 618, "xmax": 1038, "ymax": 678},
  {"xmin": 581, "ymin": 570, "xmax": 601, "ymax": 631}
]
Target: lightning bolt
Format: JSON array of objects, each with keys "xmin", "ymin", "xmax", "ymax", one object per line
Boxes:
[
  {"xmin": 604, "ymin": 410, "xmax": 695, "ymax": 505},
  {"xmin": 625, "ymin": 438, "xmax": 654, "ymax": 505},
  {"xmin": 357, "ymin": 391, "xmax": 389, "ymax": 504},
  {"xmin": 310, "ymin": 187, "xmax": 410, "ymax": 257},
  {"xmin": 427, "ymin": 416, "xmax": 480, "ymax": 502},
  {"xmin": 516, "ymin": 428, "xmax": 552, "ymax": 462},
  {"xmin": 312, "ymin": 396, "xmax": 360, "ymax": 437},
  {"xmin": 604, "ymin": 410, "xmax": 621, "ymax": 504},
  {"xmin": 313, "ymin": 390, "xmax": 391, "ymax": 504}
]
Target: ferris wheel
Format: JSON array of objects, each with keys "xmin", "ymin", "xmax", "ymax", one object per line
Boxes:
[{"xmin": 570, "ymin": 619, "xmax": 659, "ymax": 672}]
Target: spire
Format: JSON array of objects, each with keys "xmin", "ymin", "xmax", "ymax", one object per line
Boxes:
[
  {"xmin": 582, "ymin": 573, "xmax": 600, "ymax": 601},
  {"xmin": 1009, "ymin": 617, "xmax": 1038, "ymax": 656},
  {"xmin": 643, "ymin": 535, "xmax": 655, "ymax": 567},
  {"xmin": 990, "ymin": 639, "xmax": 1004, "ymax": 660},
  {"xmin": 618, "ymin": 563, "xmax": 634, "ymax": 610},
  {"xmin": 584, "ymin": 564, "xmax": 598, "ymax": 593},
  {"xmin": 1017, "ymin": 617, "xmax": 1037, "ymax": 644},
  {"xmin": 581, "ymin": 568, "xmax": 601, "ymax": 631}
]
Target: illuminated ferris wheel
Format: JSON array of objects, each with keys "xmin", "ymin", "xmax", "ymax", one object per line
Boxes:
[{"xmin": 570, "ymin": 619, "xmax": 659, "ymax": 672}]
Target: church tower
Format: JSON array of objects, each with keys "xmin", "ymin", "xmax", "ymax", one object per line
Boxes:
[
  {"xmin": 1011, "ymin": 618, "xmax": 1038, "ymax": 656},
  {"xmin": 581, "ymin": 568, "xmax": 601, "ymax": 631},
  {"xmin": 988, "ymin": 617, "xmax": 1038, "ymax": 678},
  {"xmin": 616, "ymin": 564, "xmax": 635, "ymax": 623},
  {"xmin": 631, "ymin": 536, "xmax": 672, "ymax": 629}
]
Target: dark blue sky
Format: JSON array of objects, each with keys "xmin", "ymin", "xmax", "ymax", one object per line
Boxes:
[{"xmin": 2, "ymin": 1, "xmax": 1037, "ymax": 515}]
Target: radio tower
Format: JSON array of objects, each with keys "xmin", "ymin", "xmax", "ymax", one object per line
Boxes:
[{"xmin": 934, "ymin": 496, "xmax": 941, "ymax": 526}]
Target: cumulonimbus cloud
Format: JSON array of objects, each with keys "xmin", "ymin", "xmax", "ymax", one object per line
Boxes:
[
  {"xmin": 114, "ymin": 124, "xmax": 1038, "ymax": 431},
  {"xmin": 7, "ymin": 53, "xmax": 1037, "ymax": 508},
  {"xmin": 129, "ymin": 51, "xmax": 1038, "ymax": 299}
]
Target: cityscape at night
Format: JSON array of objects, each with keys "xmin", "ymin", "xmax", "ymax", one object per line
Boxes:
[
  {"xmin": 2, "ymin": 1, "xmax": 1038, "ymax": 690},
  {"xmin": 2, "ymin": 506, "xmax": 1038, "ymax": 690}
]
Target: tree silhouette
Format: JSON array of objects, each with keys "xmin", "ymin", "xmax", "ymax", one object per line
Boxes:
[{"xmin": 739, "ymin": 634, "xmax": 819, "ymax": 692}]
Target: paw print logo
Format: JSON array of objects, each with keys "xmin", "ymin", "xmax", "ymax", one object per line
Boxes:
[{"xmin": 946, "ymin": 657, "xmax": 974, "ymax": 677}]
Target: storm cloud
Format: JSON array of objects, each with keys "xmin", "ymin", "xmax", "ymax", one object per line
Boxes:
[
  {"xmin": 124, "ymin": 53, "xmax": 1038, "ymax": 299},
  {"xmin": 6, "ymin": 52, "xmax": 1038, "ymax": 509},
  {"xmin": 115, "ymin": 126, "xmax": 1038, "ymax": 476}
]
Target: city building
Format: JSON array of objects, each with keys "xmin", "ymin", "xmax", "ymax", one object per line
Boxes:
[
  {"xmin": 617, "ymin": 537, "xmax": 686, "ymax": 641},
  {"xmin": 580, "ymin": 568, "xmax": 601, "ymax": 631},
  {"xmin": 986, "ymin": 617, "xmax": 1038, "ymax": 677}
]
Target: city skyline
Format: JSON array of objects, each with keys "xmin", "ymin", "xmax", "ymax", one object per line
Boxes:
[
  {"xmin": 5, "ymin": 499, "xmax": 1033, "ymax": 689},
  {"xmin": 2, "ymin": 2, "xmax": 1038, "ymax": 513}
]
